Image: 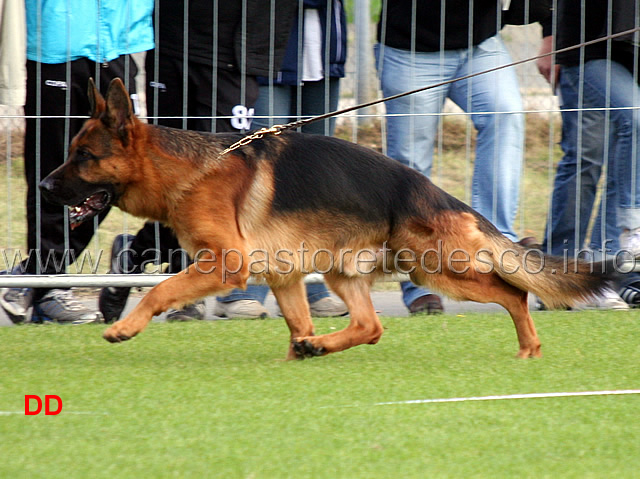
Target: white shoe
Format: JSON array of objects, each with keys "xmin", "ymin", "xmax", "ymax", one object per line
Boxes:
[
  {"xmin": 274, "ymin": 297, "xmax": 349, "ymax": 317},
  {"xmin": 33, "ymin": 289, "xmax": 104, "ymax": 324},
  {"xmin": 214, "ymin": 300, "xmax": 269, "ymax": 319},
  {"xmin": 620, "ymin": 227, "xmax": 640, "ymax": 258},
  {"xmin": 309, "ymin": 297, "xmax": 348, "ymax": 317},
  {"xmin": 573, "ymin": 288, "xmax": 630, "ymax": 311},
  {"xmin": 0, "ymin": 287, "xmax": 34, "ymax": 324}
]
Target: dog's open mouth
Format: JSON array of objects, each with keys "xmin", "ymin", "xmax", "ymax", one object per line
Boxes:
[{"xmin": 69, "ymin": 191, "xmax": 111, "ymax": 229}]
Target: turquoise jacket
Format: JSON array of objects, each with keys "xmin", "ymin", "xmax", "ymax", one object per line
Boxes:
[{"xmin": 26, "ymin": 0, "xmax": 155, "ymax": 64}]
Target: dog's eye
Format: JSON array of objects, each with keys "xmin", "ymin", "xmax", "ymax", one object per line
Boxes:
[{"xmin": 75, "ymin": 149, "xmax": 97, "ymax": 161}]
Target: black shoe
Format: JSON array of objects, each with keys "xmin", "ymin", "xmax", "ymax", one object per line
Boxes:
[
  {"xmin": 408, "ymin": 294, "xmax": 444, "ymax": 315},
  {"xmin": 99, "ymin": 234, "xmax": 137, "ymax": 323}
]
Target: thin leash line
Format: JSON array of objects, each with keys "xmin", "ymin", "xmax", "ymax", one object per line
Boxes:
[{"xmin": 218, "ymin": 25, "xmax": 640, "ymax": 158}]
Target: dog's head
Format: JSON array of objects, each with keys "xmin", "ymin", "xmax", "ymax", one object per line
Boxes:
[{"xmin": 39, "ymin": 78, "xmax": 139, "ymax": 229}]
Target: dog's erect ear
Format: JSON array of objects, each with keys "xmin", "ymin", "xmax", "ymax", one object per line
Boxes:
[
  {"xmin": 88, "ymin": 78, "xmax": 105, "ymax": 119},
  {"xmin": 103, "ymin": 78, "xmax": 135, "ymax": 145}
]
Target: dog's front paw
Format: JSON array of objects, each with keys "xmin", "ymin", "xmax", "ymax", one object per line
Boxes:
[
  {"xmin": 291, "ymin": 337, "xmax": 326, "ymax": 358},
  {"xmin": 103, "ymin": 323, "xmax": 137, "ymax": 343}
]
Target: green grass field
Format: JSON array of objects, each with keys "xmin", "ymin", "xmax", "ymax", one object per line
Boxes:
[{"xmin": 2, "ymin": 311, "xmax": 640, "ymax": 478}]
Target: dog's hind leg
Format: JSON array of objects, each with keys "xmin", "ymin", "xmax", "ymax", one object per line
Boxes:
[
  {"xmin": 471, "ymin": 276, "xmax": 541, "ymax": 358},
  {"xmin": 420, "ymin": 271, "xmax": 541, "ymax": 358},
  {"xmin": 498, "ymin": 287, "xmax": 541, "ymax": 358},
  {"xmin": 290, "ymin": 275, "xmax": 383, "ymax": 357},
  {"xmin": 270, "ymin": 280, "xmax": 316, "ymax": 360}
]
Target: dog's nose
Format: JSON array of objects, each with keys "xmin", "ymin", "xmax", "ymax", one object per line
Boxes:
[
  {"xmin": 39, "ymin": 176, "xmax": 55, "ymax": 193},
  {"xmin": 39, "ymin": 176, "xmax": 59, "ymax": 203}
]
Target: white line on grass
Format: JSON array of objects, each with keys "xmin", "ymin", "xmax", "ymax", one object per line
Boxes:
[
  {"xmin": 373, "ymin": 389, "xmax": 640, "ymax": 406},
  {"xmin": 322, "ymin": 389, "xmax": 640, "ymax": 409}
]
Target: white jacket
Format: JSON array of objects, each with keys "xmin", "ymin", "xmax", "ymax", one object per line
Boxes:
[{"xmin": 0, "ymin": 0, "xmax": 26, "ymax": 106}]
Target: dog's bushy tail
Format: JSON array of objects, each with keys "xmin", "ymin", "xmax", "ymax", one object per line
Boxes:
[{"xmin": 485, "ymin": 235, "xmax": 617, "ymax": 309}]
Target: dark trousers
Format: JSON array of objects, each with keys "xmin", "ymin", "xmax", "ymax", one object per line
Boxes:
[{"xmin": 24, "ymin": 57, "xmax": 138, "ymax": 295}]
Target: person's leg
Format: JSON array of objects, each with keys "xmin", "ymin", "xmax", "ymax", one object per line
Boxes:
[
  {"xmin": 251, "ymin": 84, "xmax": 293, "ymax": 130},
  {"xmin": 299, "ymin": 77, "xmax": 340, "ymax": 135},
  {"xmin": 557, "ymin": 60, "xmax": 639, "ymax": 309},
  {"xmin": 375, "ymin": 44, "xmax": 452, "ymax": 177},
  {"xmin": 588, "ymin": 103, "xmax": 619, "ymax": 255},
  {"xmin": 24, "ymin": 59, "xmax": 116, "ymax": 279},
  {"xmin": 573, "ymin": 60, "xmax": 640, "ymax": 252},
  {"xmin": 375, "ymin": 44, "xmax": 456, "ymax": 313},
  {"xmin": 544, "ymin": 67, "xmax": 605, "ymax": 256},
  {"xmin": 448, "ymin": 35, "xmax": 523, "ymax": 241},
  {"xmin": 22, "ymin": 56, "xmax": 137, "ymax": 323}
]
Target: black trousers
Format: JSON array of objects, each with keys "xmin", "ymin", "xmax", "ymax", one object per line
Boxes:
[
  {"xmin": 24, "ymin": 57, "xmax": 138, "ymax": 292},
  {"xmin": 129, "ymin": 51, "xmax": 259, "ymax": 273}
]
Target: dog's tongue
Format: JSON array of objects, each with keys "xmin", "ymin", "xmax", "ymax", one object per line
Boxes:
[
  {"xmin": 69, "ymin": 204, "xmax": 91, "ymax": 229},
  {"xmin": 85, "ymin": 192, "xmax": 108, "ymax": 210},
  {"xmin": 68, "ymin": 192, "xmax": 109, "ymax": 229}
]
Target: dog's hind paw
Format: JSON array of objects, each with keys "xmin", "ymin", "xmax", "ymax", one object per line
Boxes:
[
  {"xmin": 516, "ymin": 345, "xmax": 542, "ymax": 359},
  {"xmin": 291, "ymin": 338, "xmax": 326, "ymax": 358}
]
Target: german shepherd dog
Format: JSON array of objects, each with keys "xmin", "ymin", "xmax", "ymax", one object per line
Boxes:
[{"xmin": 40, "ymin": 78, "xmax": 611, "ymax": 359}]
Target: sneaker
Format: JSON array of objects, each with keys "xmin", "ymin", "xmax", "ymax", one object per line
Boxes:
[
  {"xmin": 33, "ymin": 289, "xmax": 104, "ymax": 324},
  {"xmin": 214, "ymin": 299, "xmax": 269, "ymax": 319},
  {"xmin": 274, "ymin": 296, "xmax": 349, "ymax": 317},
  {"xmin": 619, "ymin": 283, "xmax": 640, "ymax": 307},
  {"xmin": 0, "ymin": 266, "xmax": 34, "ymax": 324},
  {"xmin": 309, "ymin": 297, "xmax": 348, "ymax": 317},
  {"xmin": 573, "ymin": 287, "xmax": 630, "ymax": 311},
  {"xmin": 0, "ymin": 287, "xmax": 34, "ymax": 324},
  {"xmin": 534, "ymin": 297, "xmax": 546, "ymax": 311},
  {"xmin": 99, "ymin": 234, "xmax": 137, "ymax": 323},
  {"xmin": 620, "ymin": 227, "xmax": 640, "ymax": 257},
  {"xmin": 166, "ymin": 300, "xmax": 206, "ymax": 321}
]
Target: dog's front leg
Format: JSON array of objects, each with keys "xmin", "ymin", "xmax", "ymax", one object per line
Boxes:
[{"xmin": 103, "ymin": 257, "xmax": 247, "ymax": 342}]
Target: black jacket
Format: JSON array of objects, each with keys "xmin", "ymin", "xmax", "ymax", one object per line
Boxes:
[
  {"xmin": 155, "ymin": 0, "xmax": 297, "ymax": 77},
  {"xmin": 377, "ymin": 0, "xmax": 551, "ymax": 52},
  {"xmin": 541, "ymin": 0, "xmax": 638, "ymax": 71}
]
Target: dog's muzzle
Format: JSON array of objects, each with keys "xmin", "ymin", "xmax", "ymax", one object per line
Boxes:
[{"xmin": 39, "ymin": 177, "xmax": 114, "ymax": 229}]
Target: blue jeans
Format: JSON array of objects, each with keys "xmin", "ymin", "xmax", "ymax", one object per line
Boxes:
[
  {"xmin": 376, "ymin": 35, "xmax": 524, "ymax": 307},
  {"xmin": 544, "ymin": 70, "xmax": 618, "ymax": 257},
  {"xmin": 562, "ymin": 61, "xmax": 640, "ymax": 231},
  {"xmin": 252, "ymin": 79, "xmax": 340, "ymax": 134},
  {"xmin": 218, "ymin": 80, "xmax": 340, "ymax": 305}
]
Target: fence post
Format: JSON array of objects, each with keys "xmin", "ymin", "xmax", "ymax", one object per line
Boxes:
[{"xmin": 354, "ymin": 0, "xmax": 373, "ymax": 126}]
